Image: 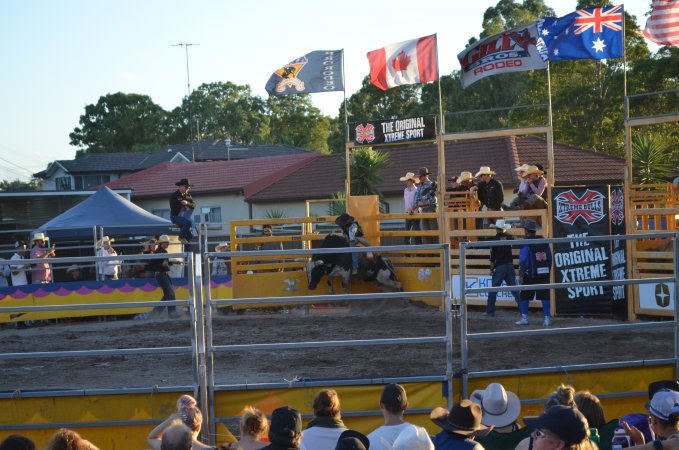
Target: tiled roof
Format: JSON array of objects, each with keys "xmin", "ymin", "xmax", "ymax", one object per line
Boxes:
[
  {"xmin": 58, "ymin": 153, "xmax": 152, "ymax": 173},
  {"xmin": 105, "ymin": 153, "xmax": 319, "ymax": 198},
  {"xmin": 157, "ymin": 140, "xmax": 311, "ymax": 162},
  {"xmin": 247, "ymin": 136, "xmax": 625, "ymax": 202}
]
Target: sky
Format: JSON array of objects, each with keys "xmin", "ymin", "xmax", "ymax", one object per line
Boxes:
[{"xmin": 0, "ymin": 1, "xmax": 657, "ymax": 182}]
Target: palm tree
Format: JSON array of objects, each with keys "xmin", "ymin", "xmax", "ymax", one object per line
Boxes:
[
  {"xmin": 347, "ymin": 147, "xmax": 388, "ymax": 196},
  {"xmin": 632, "ymin": 135, "xmax": 671, "ymax": 184},
  {"xmin": 327, "ymin": 191, "xmax": 346, "ymax": 215}
]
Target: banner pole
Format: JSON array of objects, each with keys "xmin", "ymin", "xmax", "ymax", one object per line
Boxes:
[
  {"xmin": 434, "ymin": 34, "xmax": 446, "ymax": 241},
  {"xmin": 546, "ymin": 61, "xmax": 556, "ymax": 317},
  {"xmin": 342, "ymin": 49, "xmax": 351, "ymax": 199}
]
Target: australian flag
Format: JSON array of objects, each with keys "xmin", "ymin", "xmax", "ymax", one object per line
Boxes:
[{"xmin": 536, "ymin": 5, "xmax": 624, "ymax": 61}]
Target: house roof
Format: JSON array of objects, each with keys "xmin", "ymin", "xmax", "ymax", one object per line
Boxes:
[
  {"xmin": 247, "ymin": 136, "xmax": 625, "ymax": 203},
  {"xmin": 105, "ymin": 153, "xmax": 319, "ymax": 198}
]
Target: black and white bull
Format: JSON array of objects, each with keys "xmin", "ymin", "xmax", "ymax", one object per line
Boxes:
[{"xmin": 306, "ymin": 234, "xmax": 402, "ymax": 294}]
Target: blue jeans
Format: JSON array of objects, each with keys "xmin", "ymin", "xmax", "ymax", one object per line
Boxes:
[
  {"xmin": 350, "ymin": 240, "xmax": 358, "ymax": 271},
  {"xmin": 155, "ymin": 272, "xmax": 176, "ymax": 314},
  {"xmin": 405, "ymin": 218, "xmax": 421, "ymax": 245},
  {"xmin": 486, "ymin": 263, "xmax": 520, "ymax": 314},
  {"xmin": 171, "ymin": 215, "xmax": 194, "ymax": 240}
]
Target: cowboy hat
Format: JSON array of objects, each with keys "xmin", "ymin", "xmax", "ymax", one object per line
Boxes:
[
  {"xmin": 474, "ymin": 166, "xmax": 496, "ymax": 177},
  {"xmin": 514, "ymin": 164, "xmax": 530, "ymax": 173},
  {"xmin": 430, "ymin": 400, "xmax": 493, "ymax": 437},
  {"xmin": 399, "ymin": 172, "xmax": 419, "ymax": 183},
  {"xmin": 470, "ymin": 383, "xmax": 521, "ymax": 428},
  {"xmin": 31, "ymin": 232, "xmax": 48, "ymax": 243},
  {"xmin": 522, "ymin": 219, "xmax": 542, "ymax": 232},
  {"xmin": 417, "ymin": 167, "xmax": 432, "ymax": 177},
  {"xmin": 157, "ymin": 235, "xmax": 171, "ymax": 244},
  {"xmin": 456, "ymin": 171, "xmax": 474, "ymax": 183},
  {"xmin": 523, "ymin": 165, "xmax": 544, "ymax": 176},
  {"xmin": 66, "ymin": 265, "xmax": 81, "ymax": 274},
  {"xmin": 175, "ymin": 178, "xmax": 194, "ymax": 187},
  {"xmin": 97, "ymin": 236, "xmax": 114, "ymax": 247},
  {"xmin": 392, "ymin": 425, "xmax": 434, "ymax": 450},
  {"xmin": 493, "ymin": 219, "xmax": 511, "ymax": 231},
  {"xmin": 215, "ymin": 242, "xmax": 230, "ymax": 252}
]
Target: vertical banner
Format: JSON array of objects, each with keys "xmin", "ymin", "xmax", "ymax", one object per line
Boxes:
[
  {"xmin": 609, "ymin": 185, "xmax": 628, "ymax": 319},
  {"xmin": 552, "ymin": 186, "xmax": 612, "ymax": 315}
]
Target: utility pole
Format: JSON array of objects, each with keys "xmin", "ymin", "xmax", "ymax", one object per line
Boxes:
[{"xmin": 173, "ymin": 42, "xmax": 199, "ymax": 162}]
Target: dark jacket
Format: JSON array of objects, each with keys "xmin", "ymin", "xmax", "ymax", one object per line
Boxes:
[
  {"xmin": 169, "ymin": 189, "xmax": 196, "ymax": 216},
  {"xmin": 477, "ymin": 178, "xmax": 504, "ymax": 210},
  {"xmin": 490, "ymin": 232, "xmax": 514, "ymax": 266},
  {"xmin": 148, "ymin": 247, "xmax": 170, "ymax": 273}
]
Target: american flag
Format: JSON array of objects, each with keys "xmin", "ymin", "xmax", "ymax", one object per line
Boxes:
[{"xmin": 642, "ymin": 0, "xmax": 679, "ymax": 46}]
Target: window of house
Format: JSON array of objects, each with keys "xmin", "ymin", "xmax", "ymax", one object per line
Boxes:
[
  {"xmin": 55, "ymin": 177, "xmax": 72, "ymax": 191},
  {"xmin": 74, "ymin": 175, "xmax": 111, "ymax": 190},
  {"xmin": 152, "ymin": 209, "xmax": 171, "ymax": 220},
  {"xmin": 194, "ymin": 207, "xmax": 222, "ymax": 224}
]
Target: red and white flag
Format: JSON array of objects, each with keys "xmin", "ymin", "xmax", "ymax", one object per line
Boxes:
[
  {"xmin": 366, "ymin": 34, "xmax": 438, "ymax": 91},
  {"xmin": 642, "ymin": 0, "xmax": 679, "ymax": 46}
]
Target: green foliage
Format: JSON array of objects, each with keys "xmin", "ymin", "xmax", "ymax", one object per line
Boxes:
[
  {"xmin": 69, "ymin": 92, "xmax": 169, "ymax": 152},
  {"xmin": 348, "ymin": 147, "xmax": 388, "ymax": 196},
  {"xmin": 327, "ymin": 191, "xmax": 346, "ymax": 215},
  {"xmin": 632, "ymin": 135, "xmax": 672, "ymax": 184},
  {"xmin": 265, "ymin": 208, "xmax": 287, "ymax": 219},
  {"xmin": 266, "ymin": 95, "xmax": 331, "ymax": 153},
  {"xmin": 0, "ymin": 178, "xmax": 42, "ymax": 191}
]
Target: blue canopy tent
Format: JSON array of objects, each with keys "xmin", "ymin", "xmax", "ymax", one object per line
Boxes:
[{"xmin": 39, "ymin": 186, "xmax": 173, "ymax": 239}]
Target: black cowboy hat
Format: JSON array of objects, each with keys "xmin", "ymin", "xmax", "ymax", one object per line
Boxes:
[
  {"xmin": 175, "ymin": 178, "xmax": 194, "ymax": 187},
  {"xmin": 430, "ymin": 400, "xmax": 493, "ymax": 437}
]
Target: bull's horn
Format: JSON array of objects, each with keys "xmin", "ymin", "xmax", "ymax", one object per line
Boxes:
[{"xmin": 315, "ymin": 260, "xmax": 324, "ymax": 266}]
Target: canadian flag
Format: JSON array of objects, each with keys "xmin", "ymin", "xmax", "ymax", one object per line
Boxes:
[{"xmin": 367, "ymin": 34, "xmax": 438, "ymax": 91}]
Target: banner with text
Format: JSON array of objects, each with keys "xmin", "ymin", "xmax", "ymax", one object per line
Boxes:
[
  {"xmin": 349, "ymin": 115, "xmax": 436, "ymax": 146},
  {"xmin": 552, "ymin": 186, "xmax": 612, "ymax": 315},
  {"xmin": 609, "ymin": 185, "xmax": 628, "ymax": 319}
]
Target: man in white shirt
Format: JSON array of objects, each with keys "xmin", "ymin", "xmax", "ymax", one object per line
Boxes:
[
  {"xmin": 10, "ymin": 240, "xmax": 29, "ymax": 286},
  {"xmin": 367, "ymin": 384, "xmax": 412, "ymax": 450},
  {"xmin": 96, "ymin": 236, "xmax": 121, "ymax": 280}
]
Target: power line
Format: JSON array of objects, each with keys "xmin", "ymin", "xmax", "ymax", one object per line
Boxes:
[{"xmin": 0, "ymin": 155, "xmax": 37, "ymax": 176}]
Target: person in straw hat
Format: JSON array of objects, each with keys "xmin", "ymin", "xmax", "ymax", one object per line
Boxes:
[
  {"xmin": 485, "ymin": 219, "xmax": 520, "ymax": 317},
  {"xmin": 96, "ymin": 236, "xmax": 121, "ymax": 280},
  {"xmin": 414, "ymin": 167, "xmax": 438, "ymax": 244},
  {"xmin": 471, "ymin": 166, "xmax": 504, "ymax": 212},
  {"xmin": 430, "ymin": 399, "xmax": 493, "ymax": 450},
  {"xmin": 505, "ymin": 165, "xmax": 547, "ymax": 211},
  {"xmin": 400, "ymin": 172, "xmax": 421, "ymax": 245},
  {"xmin": 212, "ymin": 242, "xmax": 231, "ymax": 276},
  {"xmin": 170, "ymin": 178, "xmax": 196, "ymax": 245},
  {"xmin": 517, "ymin": 219, "xmax": 552, "ymax": 326},
  {"xmin": 30, "ymin": 232, "xmax": 55, "ymax": 284},
  {"xmin": 449, "ymin": 171, "xmax": 476, "ymax": 192}
]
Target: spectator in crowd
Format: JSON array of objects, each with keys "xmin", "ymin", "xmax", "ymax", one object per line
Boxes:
[
  {"xmin": 148, "ymin": 394, "xmax": 211, "ymax": 450},
  {"xmin": 96, "ymin": 236, "xmax": 121, "ymax": 280},
  {"xmin": 260, "ymin": 406, "xmax": 303, "ymax": 450},
  {"xmin": 0, "ymin": 434, "xmax": 35, "ymax": 450},
  {"xmin": 516, "ymin": 384, "xmax": 576, "ymax": 450},
  {"xmin": 415, "ymin": 167, "xmax": 438, "ymax": 244},
  {"xmin": 170, "ymin": 178, "xmax": 196, "ymax": 245},
  {"xmin": 256, "ymin": 225, "xmax": 284, "ymax": 251},
  {"xmin": 505, "ymin": 165, "xmax": 547, "ymax": 211},
  {"xmin": 44, "ymin": 428, "xmax": 101, "ymax": 450},
  {"xmin": 368, "ymin": 383, "xmax": 412, "ymax": 450},
  {"xmin": 400, "ymin": 172, "xmax": 421, "ymax": 245},
  {"xmin": 161, "ymin": 423, "xmax": 193, "ymax": 450},
  {"xmin": 138, "ymin": 239, "xmax": 159, "ymax": 278},
  {"xmin": 471, "ymin": 166, "xmax": 504, "ymax": 212},
  {"xmin": 148, "ymin": 235, "xmax": 179, "ymax": 319},
  {"xmin": 212, "ymin": 242, "xmax": 231, "ymax": 277},
  {"xmin": 485, "ymin": 220, "xmax": 519, "ymax": 318},
  {"xmin": 66, "ymin": 265, "xmax": 84, "ymax": 282},
  {"xmin": 30, "ymin": 232, "xmax": 54, "ymax": 284},
  {"xmin": 523, "ymin": 405, "xmax": 595, "ymax": 450},
  {"xmin": 471, "ymin": 383, "xmax": 521, "ymax": 433},
  {"xmin": 334, "ymin": 430, "xmax": 370, "ymax": 450},
  {"xmin": 516, "ymin": 219, "xmax": 552, "ymax": 326},
  {"xmin": 430, "ymin": 399, "xmax": 492, "ymax": 450},
  {"xmin": 301, "ymin": 389, "xmax": 348, "ymax": 450},
  {"xmin": 624, "ymin": 389, "xmax": 679, "ymax": 446},
  {"xmin": 449, "ymin": 171, "xmax": 477, "ymax": 193},
  {"xmin": 10, "ymin": 240, "xmax": 30, "ymax": 286},
  {"xmin": 573, "ymin": 391, "xmax": 607, "ymax": 447},
  {"xmin": 221, "ymin": 405, "xmax": 268, "ymax": 450},
  {"xmin": 393, "ymin": 424, "xmax": 435, "ymax": 450}
]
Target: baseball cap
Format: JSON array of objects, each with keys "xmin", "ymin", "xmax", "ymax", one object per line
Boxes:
[
  {"xmin": 648, "ymin": 389, "xmax": 679, "ymax": 421},
  {"xmin": 335, "ymin": 437, "xmax": 366, "ymax": 450},
  {"xmin": 268, "ymin": 406, "xmax": 302, "ymax": 446},
  {"xmin": 524, "ymin": 406, "xmax": 588, "ymax": 445},
  {"xmin": 381, "ymin": 383, "xmax": 408, "ymax": 413}
]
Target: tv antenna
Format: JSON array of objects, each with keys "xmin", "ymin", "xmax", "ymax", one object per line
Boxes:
[{"xmin": 173, "ymin": 42, "xmax": 200, "ymax": 162}]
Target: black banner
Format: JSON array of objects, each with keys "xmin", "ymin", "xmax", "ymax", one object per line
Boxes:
[
  {"xmin": 349, "ymin": 115, "xmax": 436, "ymax": 146},
  {"xmin": 552, "ymin": 186, "xmax": 612, "ymax": 315},
  {"xmin": 609, "ymin": 185, "xmax": 628, "ymax": 319}
]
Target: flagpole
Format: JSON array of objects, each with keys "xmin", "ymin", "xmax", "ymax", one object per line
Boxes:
[
  {"xmin": 342, "ymin": 49, "xmax": 351, "ymax": 200},
  {"xmin": 434, "ymin": 34, "xmax": 446, "ymax": 234}
]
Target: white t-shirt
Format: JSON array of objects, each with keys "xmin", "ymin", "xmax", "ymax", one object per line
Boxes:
[
  {"xmin": 300, "ymin": 426, "xmax": 347, "ymax": 450},
  {"xmin": 10, "ymin": 253, "xmax": 28, "ymax": 286},
  {"xmin": 367, "ymin": 423, "xmax": 412, "ymax": 450}
]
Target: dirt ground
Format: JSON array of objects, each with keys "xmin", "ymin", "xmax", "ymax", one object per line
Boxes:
[{"xmin": 0, "ymin": 302, "xmax": 672, "ymax": 391}]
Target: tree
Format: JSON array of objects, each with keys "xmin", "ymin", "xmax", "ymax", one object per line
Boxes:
[
  {"xmin": 70, "ymin": 93, "xmax": 170, "ymax": 153},
  {"xmin": 0, "ymin": 178, "xmax": 42, "ymax": 191},
  {"xmin": 632, "ymin": 135, "xmax": 672, "ymax": 184},
  {"xmin": 348, "ymin": 147, "xmax": 389, "ymax": 196},
  {"xmin": 266, "ymin": 95, "xmax": 331, "ymax": 154}
]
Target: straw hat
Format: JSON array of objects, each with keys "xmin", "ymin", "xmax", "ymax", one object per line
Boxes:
[
  {"xmin": 456, "ymin": 171, "xmax": 474, "ymax": 183},
  {"xmin": 31, "ymin": 232, "xmax": 47, "ymax": 243},
  {"xmin": 399, "ymin": 172, "xmax": 419, "ymax": 183},
  {"xmin": 493, "ymin": 219, "xmax": 511, "ymax": 231},
  {"xmin": 215, "ymin": 242, "xmax": 230, "ymax": 252},
  {"xmin": 523, "ymin": 165, "xmax": 544, "ymax": 176},
  {"xmin": 474, "ymin": 166, "xmax": 496, "ymax": 177},
  {"xmin": 470, "ymin": 383, "xmax": 521, "ymax": 428},
  {"xmin": 514, "ymin": 164, "xmax": 530, "ymax": 173},
  {"xmin": 97, "ymin": 236, "xmax": 114, "ymax": 248},
  {"xmin": 157, "ymin": 235, "xmax": 171, "ymax": 244}
]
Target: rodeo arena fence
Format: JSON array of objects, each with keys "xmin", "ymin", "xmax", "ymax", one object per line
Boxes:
[{"xmin": 0, "ymin": 225, "xmax": 677, "ymax": 448}]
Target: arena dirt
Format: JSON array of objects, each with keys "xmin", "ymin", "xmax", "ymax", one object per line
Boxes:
[{"xmin": 0, "ymin": 302, "xmax": 671, "ymax": 391}]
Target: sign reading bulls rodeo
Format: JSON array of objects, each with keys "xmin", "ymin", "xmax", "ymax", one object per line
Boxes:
[
  {"xmin": 349, "ymin": 115, "xmax": 436, "ymax": 146},
  {"xmin": 552, "ymin": 186, "xmax": 612, "ymax": 315}
]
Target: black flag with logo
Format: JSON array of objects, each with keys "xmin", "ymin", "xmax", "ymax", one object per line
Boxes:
[{"xmin": 265, "ymin": 50, "xmax": 344, "ymax": 96}]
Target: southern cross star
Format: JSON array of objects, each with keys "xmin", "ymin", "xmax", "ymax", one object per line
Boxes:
[{"xmin": 592, "ymin": 37, "xmax": 607, "ymax": 52}]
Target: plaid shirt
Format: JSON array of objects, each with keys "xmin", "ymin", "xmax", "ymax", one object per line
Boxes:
[{"xmin": 415, "ymin": 179, "xmax": 437, "ymax": 211}]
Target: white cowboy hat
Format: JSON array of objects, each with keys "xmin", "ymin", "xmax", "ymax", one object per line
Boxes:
[
  {"xmin": 514, "ymin": 164, "xmax": 530, "ymax": 173},
  {"xmin": 399, "ymin": 172, "xmax": 419, "ymax": 183},
  {"xmin": 493, "ymin": 219, "xmax": 511, "ymax": 231},
  {"xmin": 31, "ymin": 232, "xmax": 48, "ymax": 243},
  {"xmin": 475, "ymin": 166, "xmax": 496, "ymax": 177},
  {"xmin": 470, "ymin": 383, "xmax": 521, "ymax": 428},
  {"xmin": 456, "ymin": 171, "xmax": 474, "ymax": 183},
  {"xmin": 215, "ymin": 242, "xmax": 230, "ymax": 252},
  {"xmin": 97, "ymin": 236, "xmax": 114, "ymax": 247},
  {"xmin": 391, "ymin": 425, "xmax": 434, "ymax": 450},
  {"xmin": 157, "ymin": 235, "xmax": 171, "ymax": 244},
  {"xmin": 523, "ymin": 165, "xmax": 544, "ymax": 176}
]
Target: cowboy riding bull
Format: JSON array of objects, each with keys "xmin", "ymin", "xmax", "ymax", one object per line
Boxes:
[{"xmin": 306, "ymin": 234, "xmax": 402, "ymax": 295}]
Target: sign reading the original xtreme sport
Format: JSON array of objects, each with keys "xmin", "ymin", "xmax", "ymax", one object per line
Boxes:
[{"xmin": 349, "ymin": 115, "xmax": 436, "ymax": 146}]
